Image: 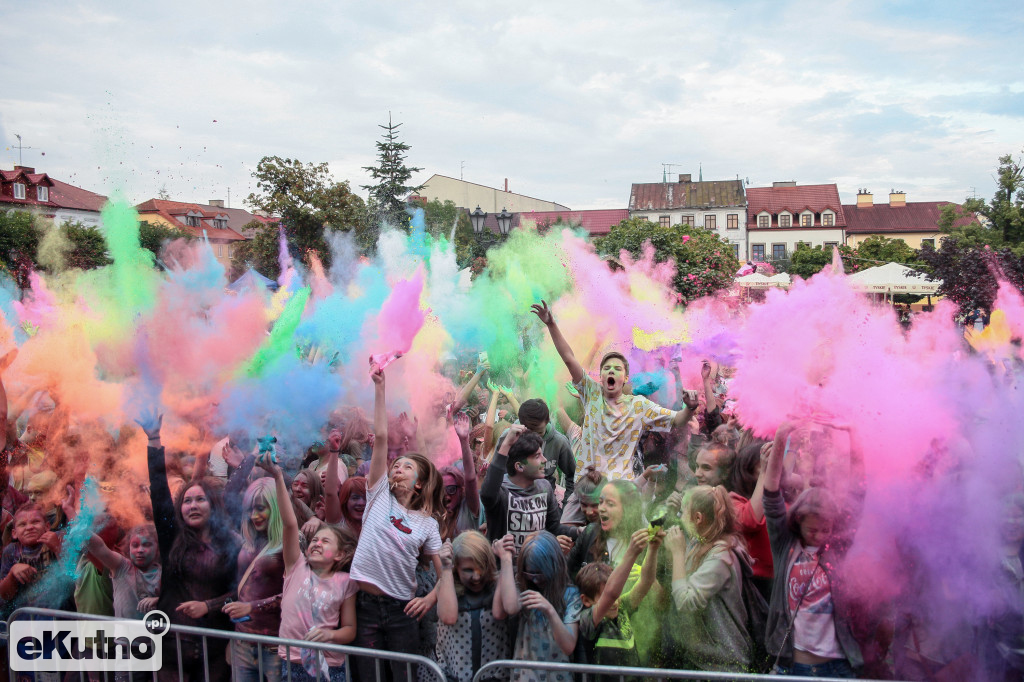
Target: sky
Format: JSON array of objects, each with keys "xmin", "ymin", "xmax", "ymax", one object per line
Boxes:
[{"xmin": 0, "ymin": 0, "xmax": 1022, "ymax": 211}]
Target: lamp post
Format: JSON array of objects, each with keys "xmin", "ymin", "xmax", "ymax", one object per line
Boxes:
[{"xmin": 468, "ymin": 206, "xmax": 513, "ymax": 258}]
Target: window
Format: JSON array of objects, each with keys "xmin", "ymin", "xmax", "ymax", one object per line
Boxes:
[
  {"xmin": 37, "ymin": 186, "xmax": 49, "ymax": 202},
  {"xmin": 13, "ymin": 183, "xmax": 25, "ymax": 200},
  {"xmin": 801, "ymin": 213, "xmax": 813, "ymax": 227},
  {"xmin": 921, "ymin": 238, "xmax": 935, "ymax": 248},
  {"xmin": 779, "ymin": 213, "xmax": 792, "ymax": 228},
  {"xmin": 772, "ymin": 243, "xmax": 787, "ymax": 261},
  {"xmin": 727, "ymin": 214, "xmax": 738, "ymax": 229},
  {"xmin": 214, "ymin": 218, "xmax": 227, "ymax": 229},
  {"xmin": 186, "ymin": 216, "xmax": 200, "ymax": 227},
  {"xmin": 824, "ymin": 241, "xmax": 838, "ymax": 249},
  {"xmin": 732, "ymin": 243, "xmax": 740, "ymax": 259},
  {"xmin": 681, "ymin": 215, "xmax": 695, "ymax": 226},
  {"xmin": 216, "ymin": 245, "xmax": 224, "ymax": 257},
  {"xmin": 752, "ymin": 244, "xmax": 766, "ymax": 261},
  {"xmin": 758, "ymin": 214, "xmax": 770, "ymax": 228},
  {"xmin": 659, "ymin": 215, "xmax": 671, "ymax": 228},
  {"xmin": 822, "ymin": 212, "xmax": 835, "ymax": 227},
  {"xmin": 704, "ymin": 214, "xmax": 716, "ymax": 229}
]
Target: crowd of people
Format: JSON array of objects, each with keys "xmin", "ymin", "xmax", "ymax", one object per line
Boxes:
[{"xmin": 0, "ymin": 299, "xmax": 1021, "ymax": 682}]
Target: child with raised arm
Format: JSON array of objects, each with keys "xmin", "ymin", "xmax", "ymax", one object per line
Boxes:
[
  {"xmin": 532, "ymin": 300, "xmax": 697, "ymax": 482},
  {"xmin": 86, "ymin": 524, "xmax": 161, "ymax": 620},
  {"xmin": 349, "ymin": 364, "xmax": 445, "ymax": 682},
  {"xmin": 254, "ymin": 452, "xmax": 356, "ymax": 682},
  {"xmin": 576, "ymin": 526, "xmax": 662, "ymax": 678}
]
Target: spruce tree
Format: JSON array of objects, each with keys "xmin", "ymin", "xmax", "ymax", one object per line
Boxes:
[{"xmin": 361, "ymin": 112, "xmax": 423, "ymax": 230}]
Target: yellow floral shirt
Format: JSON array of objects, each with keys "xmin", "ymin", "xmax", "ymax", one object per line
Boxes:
[{"xmin": 574, "ymin": 374, "xmax": 676, "ymax": 481}]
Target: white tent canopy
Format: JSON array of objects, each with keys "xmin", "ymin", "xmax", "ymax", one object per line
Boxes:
[
  {"xmin": 846, "ymin": 262, "xmax": 941, "ymax": 295},
  {"xmin": 736, "ymin": 272, "xmax": 790, "ymax": 289}
]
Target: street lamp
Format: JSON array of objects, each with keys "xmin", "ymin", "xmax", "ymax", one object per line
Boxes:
[
  {"xmin": 469, "ymin": 206, "xmax": 487, "ymax": 233},
  {"xmin": 496, "ymin": 208, "xmax": 513, "ymax": 236}
]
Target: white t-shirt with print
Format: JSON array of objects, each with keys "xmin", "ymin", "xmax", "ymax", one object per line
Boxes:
[
  {"xmin": 574, "ymin": 374, "xmax": 676, "ymax": 481},
  {"xmin": 350, "ymin": 475, "xmax": 442, "ymax": 600}
]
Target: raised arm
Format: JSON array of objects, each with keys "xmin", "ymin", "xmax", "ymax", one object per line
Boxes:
[
  {"xmin": 452, "ymin": 361, "xmax": 489, "ymax": 413},
  {"xmin": 140, "ymin": 411, "xmax": 175, "ymax": 569},
  {"xmin": 261, "ymin": 456, "xmax": 301, "ymax": 573},
  {"xmin": 701, "ymin": 360, "xmax": 718, "ymax": 415},
  {"xmin": 501, "ymin": 387, "xmax": 521, "ymax": 416},
  {"xmin": 492, "ymin": 534, "xmax": 520, "ymax": 618},
  {"xmin": 0, "ymin": 349, "xmax": 13, "ymax": 452},
  {"xmin": 748, "ymin": 442, "xmax": 771, "ymax": 522},
  {"xmin": 670, "ymin": 389, "xmax": 698, "ymax": 429},
  {"xmin": 531, "ymin": 301, "xmax": 583, "ymax": 384},
  {"xmin": 368, "ymin": 365, "xmax": 388, "ymax": 489},
  {"xmin": 764, "ymin": 421, "xmax": 799, "ymax": 494},
  {"xmin": 454, "ymin": 414, "xmax": 480, "ymax": 517},
  {"xmin": 436, "ymin": 541, "xmax": 458, "ymax": 626},
  {"xmin": 626, "ymin": 528, "xmax": 664, "ymax": 610},
  {"xmin": 324, "ymin": 429, "xmax": 343, "ymax": 524},
  {"xmin": 87, "ymin": 533, "xmax": 127, "ymax": 575},
  {"xmin": 591, "ymin": 529, "xmax": 648, "ymax": 625}
]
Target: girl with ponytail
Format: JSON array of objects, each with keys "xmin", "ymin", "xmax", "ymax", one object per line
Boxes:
[{"xmin": 660, "ymin": 484, "xmax": 753, "ymax": 673}]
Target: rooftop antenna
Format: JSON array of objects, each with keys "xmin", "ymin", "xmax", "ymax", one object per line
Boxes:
[
  {"xmin": 662, "ymin": 163, "xmax": 681, "ymax": 183},
  {"xmin": 13, "ymin": 134, "xmax": 34, "ymax": 166},
  {"xmin": 461, "ymin": 161, "xmax": 466, "ymax": 181}
]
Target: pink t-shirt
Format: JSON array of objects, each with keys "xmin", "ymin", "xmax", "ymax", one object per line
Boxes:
[{"xmin": 277, "ymin": 556, "xmax": 358, "ymax": 667}]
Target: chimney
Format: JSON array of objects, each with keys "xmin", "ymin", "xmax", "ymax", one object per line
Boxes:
[
  {"xmin": 14, "ymin": 165, "xmax": 35, "ymax": 174},
  {"xmin": 857, "ymin": 188, "xmax": 873, "ymax": 208},
  {"xmin": 772, "ymin": 181, "xmax": 797, "ymax": 187},
  {"xmin": 889, "ymin": 190, "xmax": 906, "ymax": 207},
  {"xmin": 209, "ymin": 199, "xmax": 225, "ymax": 208},
  {"xmin": 678, "ymin": 174, "xmax": 691, "ymax": 183},
  {"xmin": 504, "ymin": 178, "xmax": 509, "ymax": 192}
]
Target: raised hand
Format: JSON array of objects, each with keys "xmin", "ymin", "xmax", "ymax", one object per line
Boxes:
[
  {"xmin": 327, "ymin": 428, "xmax": 343, "ymax": 452},
  {"xmin": 439, "ymin": 539, "xmax": 454, "ymax": 570},
  {"xmin": 134, "ymin": 408, "xmax": 163, "ymax": 440},
  {"xmin": 665, "ymin": 526, "xmax": 687, "ymax": 556},
  {"xmin": 453, "ymin": 413, "xmax": 471, "ymax": 441},
  {"xmin": 369, "ymin": 360, "xmax": 385, "ymax": 386},
  {"xmin": 530, "ymin": 300, "xmax": 553, "ymax": 326},
  {"xmin": 503, "ymin": 424, "xmax": 527, "ymax": 450},
  {"xmin": 682, "ymin": 390, "xmax": 699, "ymax": 411}
]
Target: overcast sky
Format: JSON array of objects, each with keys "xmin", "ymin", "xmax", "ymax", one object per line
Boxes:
[{"xmin": 1, "ymin": 0, "xmax": 1021, "ymax": 211}]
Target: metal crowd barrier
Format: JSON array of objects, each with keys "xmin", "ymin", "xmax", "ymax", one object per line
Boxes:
[
  {"xmin": 7, "ymin": 607, "xmax": 447, "ymax": 682},
  {"xmin": 474, "ymin": 659, "xmax": 905, "ymax": 682}
]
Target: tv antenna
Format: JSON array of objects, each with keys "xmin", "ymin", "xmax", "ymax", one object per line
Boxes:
[
  {"xmin": 662, "ymin": 163, "xmax": 681, "ymax": 182},
  {"xmin": 461, "ymin": 161, "xmax": 466, "ymax": 180},
  {"xmin": 13, "ymin": 134, "xmax": 35, "ymax": 166}
]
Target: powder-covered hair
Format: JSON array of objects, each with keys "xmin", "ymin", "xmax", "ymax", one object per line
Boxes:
[
  {"xmin": 589, "ymin": 479, "xmax": 644, "ymax": 564},
  {"xmin": 599, "ymin": 351, "xmax": 630, "ymax": 377},
  {"xmin": 242, "ymin": 477, "xmax": 283, "ymax": 555},
  {"xmin": 575, "ymin": 468, "xmax": 607, "ymax": 502},
  {"xmin": 517, "ymin": 531, "xmax": 569, "ymax": 615},
  {"xmin": 452, "ymin": 530, "xmax": 497, "ymax": 593},
  {"xmin": 338, "ymin": 476, "xmax": 368, "ymax": 534},
  {"xmin": 682, "ymin": 484, "xmax": 741, "ymax": 573},
  {"xmin": 576, "ymin": 561, "xmax": 613, "ymax": 601},
  {"xmin": 787, "ymin": 487, "xmax": 840, "ymax": 543},
  {"xmin": 310, "ymin": 523, "xmax": 357, "ymax": 573},
  {"xmin": 393, "ymin": 452, "xmax": 445, "ymax": 522}
]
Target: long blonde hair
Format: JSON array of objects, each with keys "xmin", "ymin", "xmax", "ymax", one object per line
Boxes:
[{"xmin": 682, "ymin": 485, "xmax": 742, "ymax": 573}]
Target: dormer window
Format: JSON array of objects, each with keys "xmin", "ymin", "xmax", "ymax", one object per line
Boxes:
[
  {"xmin": 37, "ymin": 186, "xmax": 49, "ymax": 202},
  {"xmin": 186, "ymin": 215, "xmax": 201, "ymax": 227},
  {"xmin": 213, "ymin": 218, "xmax": 227, "ymax": 229},
  {"xmin": 13, "ymin": 183, "xmax": 26, "ymax": 200},
  {"xmin": 779, "ymin": 212, "xmax": 792, "ymax": 228},
  {"xmin": 822, "ymin": 211, "xmax": 835, "ymax": 227},
  {"xmin": 800, "ymin": 212, "xmax": 813, "ymax": 227},
  {"xmin": 757, "ymin": 213, "xmax": 770, "ymax": 228}
]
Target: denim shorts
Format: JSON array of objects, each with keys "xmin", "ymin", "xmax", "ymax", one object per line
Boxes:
[{"xmin": 773, "ymin": 658, "xmax": 855, "ymax": 678}]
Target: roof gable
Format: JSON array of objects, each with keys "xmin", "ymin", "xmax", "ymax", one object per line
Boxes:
[
  {"xmin": 745, "ymin": 184, "xmax": 847, "ymax": 227},
  {"xmin": 630, "ymin": 179, "xmax": 746, "ymax": 211}
]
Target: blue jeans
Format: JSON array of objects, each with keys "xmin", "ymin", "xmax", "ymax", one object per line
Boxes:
[
  {"xmin": 231, "ymin": 641, "xmax": 283, "ymax": 682},
  {"xmin": 773, "ymin": 658, "xmax": 856, "ymax": 678},
  {"xmin": 281, "ymin": 660, "xmax": 347, "ymax": 682},
  {"xmin": 351, "ymin": 592, "xmax": 421, "ymax": 682}
]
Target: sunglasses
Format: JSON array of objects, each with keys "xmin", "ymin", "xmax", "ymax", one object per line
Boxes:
[{"xmin": 444, "ymin": 484, "xmax": 459, "ymax": 496}]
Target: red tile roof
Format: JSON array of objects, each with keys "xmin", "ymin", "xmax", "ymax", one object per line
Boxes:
[
  {"xmin": 630, "ymin": 179, "xmax": 745, "ymax": 211},
  {"xmin": 49, "ymin": 179, "xmax": 107, "ymax": 212},
  {"xmin": 843, "ymin": 201, "xmax": 978, "ymax": 233},
  {"xmin": 519, "ymin": 209, "xmax": 630, "ymax": 235},
  {"xmin": 746, "ymin": 184, "xmax": 847, "ymax": 228},
  {"xmin": 135, "ymin": 199, "xmax": 248, "ymax": 241}
]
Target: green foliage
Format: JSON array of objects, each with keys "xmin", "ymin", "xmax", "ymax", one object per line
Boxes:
[
  {"xmin": 854, "ymin": 235, "xmax": 922, "ymax": 266},
  {"xmin": 231, "ymin": 220, "xmax": 281, "ymax": 280},
  {"xmin": 0, "ymin": 210, "xmax": 40, "ymax": 276},
  {"xmin": 596, "ymin": 217, "xmax": 740, "ymax": 300},
  {"xmin": 61, "ymin": 222, "xmax": 112, "ymax": 270},
  {"xmin": 247, "ymin": 156, "xmax": 369, "ymax": 268},
  {"xmin": 965, "ymin": 154, "xmax": 1024, "ymax": 244},
  {"xmin": 361, "ymin": 114, "xmax": 423, "ymax": 232},
  {"xmin": 422, "ymin": 199, "xmax": 477, "ymax": 267},
  {"xmin": 785, "ymin": 243, "xmax": 859, "ymax": 279},
  {"xmin": 138, "ymin": 220, "xmax": 192, "ymax": 260}
]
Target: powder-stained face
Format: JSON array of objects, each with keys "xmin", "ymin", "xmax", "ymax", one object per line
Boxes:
[
  {"xmin": 798, "ymin": 513, "xmax": 833, "ymax": 549},
  {"xmin": 12, "ymin": 511, "xmax": 47, "ymax": 546},
  {"xmin": 694, "ymin": 450, "xmax": 725, "ymax": 487},
  {"xmin": 291, "ymin": 476, "xmax": 311, "ymax": 506},
  {"xmin": 456, "ymin": 557, "xmax": 485, "ymax": 593},
  {"xmin": 598, "ymin": 486, "xmax": 624, "ymax": 533},
  {"xmin": 250, "ymin": 499, "xmax": 269, "ymax": 533},
  {"xmin": 181, "ymin": 485, "xmax": 211, "ymax": 530},
  {"xmin": 600, "ymin": 358, "xmax": 627, "ymax": 397},
  {"xmin": 442, "ymin": 473, "xmax": 462, "ymax": 513},
  {"xmin": 347, "ymin": 492, "xmax": 366, "ymax": 521},
  {"xmin": 580, "ymin": 498, "xmax": 601, "ymax": 524},
  {"xmin": 129, "ymin": 534, "xmax": 158, "ymax": 569}
]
